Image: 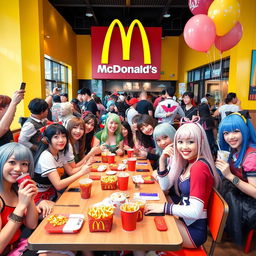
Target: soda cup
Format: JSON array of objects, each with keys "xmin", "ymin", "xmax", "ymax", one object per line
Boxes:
[
  {"xmin": 79, "ymin": 178, "xmax": 93, "ymax": 199},
  {"xmin": 16, "ymin": 173, "xmax": 32, "ymax": 187},
  {"xmin": 127, "ymin": 149, "xmax": 134, "ymax": 158},
  {"xmin": 127, "ymin": 158, "xmax": 136, "ymax": 172}
]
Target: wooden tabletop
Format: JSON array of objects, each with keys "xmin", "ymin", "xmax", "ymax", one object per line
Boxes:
[{"xmin": 28, "ymin": 156, "xmax": 183, "ymax": 251}]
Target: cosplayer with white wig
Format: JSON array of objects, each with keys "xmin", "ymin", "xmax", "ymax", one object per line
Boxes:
[{"xmin": 145, "ymin": 122, "xmax": 220, "ymax": 249}]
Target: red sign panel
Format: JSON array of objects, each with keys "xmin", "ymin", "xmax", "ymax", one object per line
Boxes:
[{"xmin": 92, "ymin": 20, "xmax": 162, "ymax": 80}]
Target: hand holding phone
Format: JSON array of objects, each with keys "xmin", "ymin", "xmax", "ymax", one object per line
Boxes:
[{"xmin": 20, "ymin": 82, "xmax": 26, "ymax": 90}]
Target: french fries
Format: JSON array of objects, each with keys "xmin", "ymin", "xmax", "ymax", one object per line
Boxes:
[
  {"xmin": 88, "ymin": 206, "xmax": 114, "ymax": 219},
  {"xmin": 120, "ymin": 203, "xmax": 139, "ymax": 212},
  {"xmin": 47, "ymin": 214, "xmax": 68, "ymax": 226},
  {"xmin": 101, "ymin": 176, "xmax": 117, "ymax": 183}
]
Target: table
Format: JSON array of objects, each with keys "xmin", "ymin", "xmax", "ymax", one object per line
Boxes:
[{"xmin": 28, "ymin": 156, "xmax": 183, "ymax": 251}]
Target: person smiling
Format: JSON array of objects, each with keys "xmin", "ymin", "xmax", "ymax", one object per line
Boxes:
[
  {"xmin": 93, "ymin": 113, "xmax": 124, "ymax": 155},
  {"xmin": 215, "ymin": 112, "xmax": 256, "ymax": 246},
  {"xmin": 145, "ymin": 122, "xmax": 220, "ymax": 249},
  {"xmin": 0, "ymin": 143, "xmax": 38, "ymax": 255},
  {"xmin": 33, "ymin": 124, "xmax": 91, "ymax": 204},
  {"xmin": 66, "ymin": 117, "xmax": 86, "ymax": 164},
  {"xmin": 136, "ymin": 115, "xmax": 158, "ymax": 167},
  {"xmin": 152, "ymin": 123, "xmax": 177, "ymax": 195}
]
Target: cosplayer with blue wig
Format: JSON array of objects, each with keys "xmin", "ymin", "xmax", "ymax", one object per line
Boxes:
[
  {"xmin": 93, "ymin": 113, "xmax": 124, "ymax": 155},
  {"xmin": 216, "ymin": 111, "xmax": 256, "ymax": 245}
]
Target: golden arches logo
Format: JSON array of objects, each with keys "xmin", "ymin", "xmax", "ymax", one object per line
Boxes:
[
  {"xmin": 137, "ymin": 210, "xmax": 143, "ymax": 219},
  {"xmin": 92, "ymin": 220, "xmax": 105, "ymax": 230},
  {"xmin": 102, "ymin": 184, "xmax": 115, "ymax": 189},
  {"xmin": 101, "ymin": 19, "xmax": 151, "ymax": 64}
]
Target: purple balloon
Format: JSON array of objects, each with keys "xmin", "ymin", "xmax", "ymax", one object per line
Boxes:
[
  {"xmin": 215, "ymin": 22, "xmax": 243, "ymax": 53},
  {"xmin": 188, "ymin": 0, "xmax": 214, "ymax": 15},
  {"xmin": 184, "ymin": 14, "xmax": 216, "ymax": 52}
]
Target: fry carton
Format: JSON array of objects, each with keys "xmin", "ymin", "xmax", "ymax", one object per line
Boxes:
[
  {"xmin": 88, "ymin": 206, "xmax": 114, "ymax": 232},
  {"xmin": 101, "ymin": 175, "xmax": 118, "ymax": 190}
]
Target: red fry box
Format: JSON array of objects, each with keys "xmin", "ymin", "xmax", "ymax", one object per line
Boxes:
[
  {"xmin": 91, "ymin": 164, "xmax": 99, "ymax": 172},
  {"xmin": 142, "ymin": 175, "xmax": 155, "ymax": 184},
  {"xmin": 89, "ymin": 174, "xmax": 101, "ymax": 180},
  {"xmin": 88, "ymin": 214, "xmax": 113, "ymax": 232},
  {"xmin": 101, "ymin": 176, "xmax": 118, "ymax": 190},
  {"xmin": 101, "ymin": 180, "xmax": 117, "ymax": 190},
  {"xmin": 109, "ymin": 164, "xmax": 118, "ymax": 171},
  {"xmin": 45, "ymin": 214, "xmax": 84, "ymax": 234}
]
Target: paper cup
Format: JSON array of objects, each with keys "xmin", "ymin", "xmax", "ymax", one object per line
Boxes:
[
  {"xmin": 108, "ymin": 153, "xmax": 116, "ymax": 164},
  {"xmin": 110, "ymin": 192, "xmax": 126, "ymax": 215},
  {"xmin": 130, "ymin": 199, "xmax": 146, "ymax": 222},
  {"xmin": 101, "ymin": 151, "xmax": 108, "ymax": 163},
  {"xmin": 217, "ymin": 150, "xmax": 230, "ymax": 162},
  {"xmin": 16, "ymin": 173, "xmax": 32, "ymax": 187},
  {"xmin": 117, "ymin": 172, "xmax": 130, "ymax": 191},
  {"xmin": 79, "ymin": 178, "xmax": 93, "ymax": 199},
  {"xmin": 127, "ymin": 149, "xmax": 134, "ymax": 158},
  {"xmin": 127, "ymin": 157, "xmax": 137, "ymax": 172},
  {"xmin": 120, "ymin": 203, "xmax": 139, "ymax": 231}
]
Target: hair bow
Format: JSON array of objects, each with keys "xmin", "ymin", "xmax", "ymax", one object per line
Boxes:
[
  {"xmin": 180, "ymin": 116, "xmax": 200, "ymax": 125},
  {"xmin": 39, "ymin": 121, "xmax": 63, "ymax": 134}
]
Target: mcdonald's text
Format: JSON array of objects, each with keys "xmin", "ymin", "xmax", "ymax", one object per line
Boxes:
[{"xmin": 92, "ymin": 19, "xmax": 161, "ymax": 80}]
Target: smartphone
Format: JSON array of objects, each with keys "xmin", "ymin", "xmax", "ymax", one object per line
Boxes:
[
  {"xmin": 67, "ymin": 187, "xmax": 80, "ymax": 192},
  {"xmin": 136, "ymin": 169, "xmax": 150, "ymax": 172},
  {"xmin": 20, "ymin": 82, "xmax": 26, "ymax": 90},
  {"xmin": 144, "ymin": 212, "xmax": 165, "ymax": 216},
  {"xmin": 136, "ymin": 162, "xmax": 148, "ymax": 166}
]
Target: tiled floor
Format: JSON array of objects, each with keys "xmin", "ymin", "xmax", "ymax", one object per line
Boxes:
[{"xmin": 204, "ymin": 235, "xmax": 256, "ymax": 256}]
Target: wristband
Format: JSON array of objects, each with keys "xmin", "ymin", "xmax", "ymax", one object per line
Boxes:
[{"xmin": 8, "ymin": 212, "xmax": 24, "ymax": 223}]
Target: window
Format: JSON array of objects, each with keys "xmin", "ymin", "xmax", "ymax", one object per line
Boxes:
[
  {"xmin": 187, "ymin": 57, "xmax": 230, "ymax": 83},
  {"xmin": 44, "ymin": 57, "xmax": 68, "ymax": 96}
]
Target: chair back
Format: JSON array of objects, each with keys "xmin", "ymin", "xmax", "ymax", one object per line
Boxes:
[
  {"xmin": 13, "ymin": 132, "xmax": 20, "ymax": 142},
  {"xmin": 207, "ymin": 187, "xmax": 229, "ymax": 255}
]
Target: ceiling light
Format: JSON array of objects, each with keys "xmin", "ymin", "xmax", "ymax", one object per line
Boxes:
[
  {"xmin": 85, "ymin": 11, "xmax": 93, "ymax": 17},
  {"xmin": 163, "ymin": 13, "xmax": 171, "ymax": 18}
]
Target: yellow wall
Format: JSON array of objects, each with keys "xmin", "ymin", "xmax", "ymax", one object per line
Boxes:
[
  {"xmin": 77, "ymin": 35, "xmax": 92, "ymax": 79},
  {"xmin": 43, "ymin": 0, "xmax": 78, "ymax": 97},
  {"xmin": 178, "ymin": 0, "xmax": 256, "ymax": 110},
  {"xmin": 160, "ymin": 36, "xmax": 179, "ymax": 81},
  {"xmin": 20, "ymin": 0, "xmax": 45, "ymax": 115},
  {"xmin": 0, "ymin": 1, "xmax": 44, "ymax": 129}
]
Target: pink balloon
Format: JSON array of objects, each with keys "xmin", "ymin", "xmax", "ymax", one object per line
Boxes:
[
  {"xmin": 215, "ymin": 22, "xmax": 243, "ymax": 52},
  {"xmin": 184, "ymin": 14, "xmax": 216, "ymax": 52},
  {"xmin": 188, "ymin": 0, "xmax": 214, "ymax": 15}
]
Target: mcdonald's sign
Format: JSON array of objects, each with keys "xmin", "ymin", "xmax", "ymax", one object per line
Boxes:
[{"xmin": 92, "ymin": 19, "xmax": 162, "ymax": 79}]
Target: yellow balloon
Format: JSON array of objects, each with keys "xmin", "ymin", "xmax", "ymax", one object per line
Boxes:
[{"xmin": 208, "ymin": 0, "xmax": 240, "ymax": 36}]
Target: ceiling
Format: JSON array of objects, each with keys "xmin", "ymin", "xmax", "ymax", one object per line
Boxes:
[{"xmin": 48, "ymin": 0, "xmax": 193, "ymax": 37}]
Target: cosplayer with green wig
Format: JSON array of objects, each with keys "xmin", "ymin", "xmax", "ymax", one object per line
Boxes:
[{"xmin": 93, "ymin": 113, "xmax": 124, "ymax": 155}]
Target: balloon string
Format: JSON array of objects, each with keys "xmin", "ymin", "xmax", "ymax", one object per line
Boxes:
[{"xmin": 219, "ymin": 52, "xmax": 223, "ymax": 102}]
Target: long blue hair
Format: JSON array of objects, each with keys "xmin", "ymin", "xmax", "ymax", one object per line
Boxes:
[{"xmin": 218, "ymin": 113, "xmax": 256, "ymax": 167}]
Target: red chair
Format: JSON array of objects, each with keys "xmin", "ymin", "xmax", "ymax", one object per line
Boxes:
[
  {"xmin": 244, "ymin": 229, "xmax": 255, "ymax": 254},
  {"xmin": 161, "ymin": 188, "xmax": 229, "ymax": 256},
  {"xmin": 13, "ymin": 132, "xmax": 20, "ymax": 142}
]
